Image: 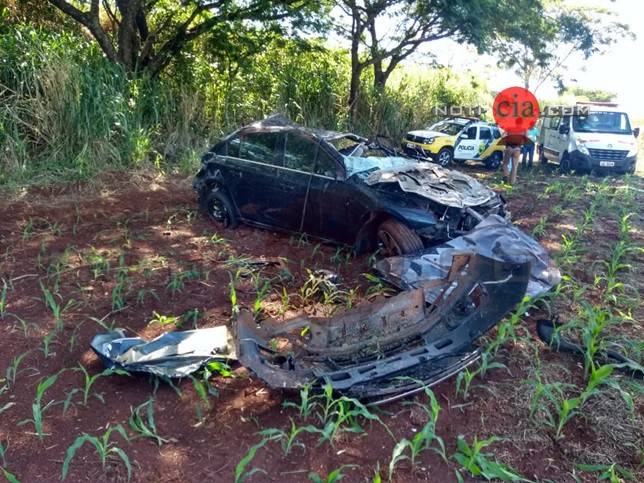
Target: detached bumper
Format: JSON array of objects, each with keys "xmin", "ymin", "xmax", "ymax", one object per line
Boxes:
[
  {"xmin": 235, "ymin": 252, "xmax": 530, "ymax": 403},
  {"xmin": 570, "ymin": 151, "xmax": 637, "ymax": 173}
]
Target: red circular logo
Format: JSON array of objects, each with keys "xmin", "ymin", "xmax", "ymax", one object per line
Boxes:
[{"xmin": 492, "ymin": 87, "xmax": 539, "ymax": 133}]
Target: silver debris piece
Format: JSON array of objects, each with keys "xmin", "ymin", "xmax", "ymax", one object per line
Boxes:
[
  {"xmin": 374, "ymin": 214, "xmax": 561, "ymax": 299},
  {"xmin": 90, "ymin": 326, "xmax": 235, "ymax": 378}
]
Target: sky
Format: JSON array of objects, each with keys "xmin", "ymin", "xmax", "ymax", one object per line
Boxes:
[{"xmin": 417, "ymin": 0, "xmax": 644, "ymax": 118}]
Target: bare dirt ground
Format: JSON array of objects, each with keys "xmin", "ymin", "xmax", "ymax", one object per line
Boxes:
[{"xmin": 0, "ymin": 163, "xmax": 642, "ymax": 482}]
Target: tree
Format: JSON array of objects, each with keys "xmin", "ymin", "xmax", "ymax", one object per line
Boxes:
[
  {"xmin": 565, "ymin": 87, "xmax": 616, "ymax": 103},
  {"xmin": 494, "ymin": 1, "xmax": 633, "ymax": 92},
  {"xmin": 45, "ymin": 0, "xmax": 325, "ymax": 78},
  {"xmin": 335, "ymin": 0, "xmax": 535, "ymax": 121}
]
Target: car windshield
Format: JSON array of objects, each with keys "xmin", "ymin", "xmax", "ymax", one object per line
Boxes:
[
  {"xmin": 428, "ymin": 121, "xmax": 464, "ymax": 136},
  {"xmin": 572, "ymin": 111, "xmax": 632, "ymax": 134},
  {"xmin": 344, "ymin": 155, "xmax": 412, "ymax": 177}
]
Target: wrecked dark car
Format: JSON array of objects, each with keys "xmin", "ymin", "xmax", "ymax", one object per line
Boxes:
[{"xmin": 194, "ymin": 115, "xmax": 506, "ymax": 255}]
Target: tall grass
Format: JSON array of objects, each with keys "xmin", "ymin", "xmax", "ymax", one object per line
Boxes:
[{"xmin": 0, "ymin": 22, "xmax": 491, "ymax": 187}]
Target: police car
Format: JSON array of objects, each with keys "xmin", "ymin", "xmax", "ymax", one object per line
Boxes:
[{"xmin": 403, "ymin": 118, "xmax": 505, "ymax": 169}]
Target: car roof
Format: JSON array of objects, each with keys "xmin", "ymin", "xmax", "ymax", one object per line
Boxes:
[{"xmin": 245, "ymin": 114, "xmax": 367, "ymax": 143}]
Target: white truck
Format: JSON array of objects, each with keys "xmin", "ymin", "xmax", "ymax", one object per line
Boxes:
[{"xmin": 539, "ymin": 103, "xmax": 639, "ymax": 174}]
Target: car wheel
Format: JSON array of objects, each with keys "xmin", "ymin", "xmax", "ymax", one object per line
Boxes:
[
  {"xmin": 559, "ymin": 154, "xmax": 571, "ymax": 174},
  {"xmin": 204, "ymin": 189, "xmax": 238, "ymax": 228},
  {"xmin": 539, "ymin": 148, "xmax": 548, "ymax": 164},
  {"xmin": 484, "ymin": 151, "xmax": 502, "ymax": 170},
  {"xmin": 377, "ymin": 219, "xmax": 424, "ymax": 257},
  {"xmin": 435, "ymin": 148, "xmax": 453, "ymax": 167}
]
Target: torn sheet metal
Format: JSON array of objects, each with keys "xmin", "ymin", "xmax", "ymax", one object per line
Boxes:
[
  {"xmin": 91, "ymin": 326, "xmax": 235, "ymax": 378},
  {"xmin": 374, "ymin": 214, "xmax": 561, "ymax": 299},
  {"xmin": 235, "ymin": 252, "xmax": 530, "ymax": 402},
  {"xmin": 363, "ymin": 162, "xmax": 495, "ymax": 208}
]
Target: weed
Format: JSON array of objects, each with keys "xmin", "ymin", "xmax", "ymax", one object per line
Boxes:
[
  {"xmin": 62, "ymin": 425, "xmax": 131, "ymax": 481},
  {"xmin": 148, "ymin": 311, "xmax": 180, "ymax": 327}
]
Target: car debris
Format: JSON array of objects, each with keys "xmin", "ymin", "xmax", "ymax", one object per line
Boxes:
[
  {"xmin": 91, "ymin": 326, "xmax": 235, "ymax": 378},
  {"xmin": 373, "ymin": 214, "xmax": 561, "ymax": 299},
  {"xmin": 537, "ymin": 319, "xmax": 643, "ymax": 379},
  {"xmin": 235, "ymin": 252, "xmax": 531, "ymax": 404}
]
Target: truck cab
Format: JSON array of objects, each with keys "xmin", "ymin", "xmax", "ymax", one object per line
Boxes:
[{"xmin": 539, "ymin": 104, "xmax": 639, "ymax": 174}]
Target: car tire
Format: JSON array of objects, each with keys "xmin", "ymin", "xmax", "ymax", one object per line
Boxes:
[
  {"xmin": 377, "ymin": 219, "xmax": 424, "ymax": 256},
  {"xmin": 204, "ymin": 189, "xmax": 238, "ymax": 228},
  {"xmin": 435, "ymin": 148, "xmax": 453, "ymax": 167},
  {"xmin": 559, "ymin": 154, "xmax": 571, "ymax": 174},
  {"xmin": 539, "ymin": 148, "xmax": 548, "ymax": 164},
  {"xmin": 484, "ymin": 151, "xmax": 502, "ymax": 170}
]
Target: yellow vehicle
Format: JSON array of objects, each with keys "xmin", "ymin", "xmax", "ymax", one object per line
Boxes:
[{"xmin": 402, "ymin": 118, "xmax": 505, "ymax": 169}]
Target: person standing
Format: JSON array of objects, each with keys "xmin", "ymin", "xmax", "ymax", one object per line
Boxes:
[
  {"xmin": 522, "ymin": 125, "xmax": 539, "ymax": 168},
  {"xmin": 499, "ymin": 132, "xmax": 524, "ymax": 185}
]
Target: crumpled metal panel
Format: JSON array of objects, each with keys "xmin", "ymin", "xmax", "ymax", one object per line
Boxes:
[
  {"xmin": 90, "ymin": 326, "xmax": 235, "ymax": 378},
  {"xmin": 235, "ymin": 252, "xmax": 530, "ymax": 402},
  {"xmin": 374, "ymin": 214, "xmax": 561, "ymax": 299},
  {"xmin": 363, "ymin": 162, "xmax": 495, "ymax": 208}
]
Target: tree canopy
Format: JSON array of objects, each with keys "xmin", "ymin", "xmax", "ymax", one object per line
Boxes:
[{"xmin": 45, "ymin": 0, "xmax": 327, "ymax": 77}]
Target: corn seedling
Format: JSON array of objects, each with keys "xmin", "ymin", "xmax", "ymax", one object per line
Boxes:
[
  {"xmin": 234, "ymin": 438, "xmax": 271, "ymax": 483},
  {"xmin": 530, "ymin": 216, "xmax": 548, "ymax": 238},
  {"xmin": 136, "ymin": 288, "xmax": 159, "ymax": 304},
  {"xmin": 61, "ymin": 425, "xmax": 131, "ymax": 481},
  {"xmin": 38, "ymin": 279, "xmax": 74, "ymax": 329},
  {"xmin": 63, "ymin": 365, "xmax": 129, "ymax": 413},
  {"xmin": 5, "ymin": 351, "xmax": 32, "ymax": 387},
  {"xmin": 128, "ymin": 398, "xmax": 168, "ymax": 445},
  {"xmin": 258, "ymin": 419, "xmax": 319, "ymax": 455},
  {"xmin": 573, "ymin": 463, "xmax": 636, "ymax": 482},
  {"xmin": 0, "ymin": 278, "xmax": 8, "ymax": 318},
  {"xmin": 309, "ymin": 465, "xmax": 357, "ymax": 483},
  {"xmin": 455, "ymin": 352, "xmax": 508, "ymax": 400},
  {"xmin": 1, "ymin": 468, "xmax": 19, "ymax": 483},
  {"xmin": 228, "ymin": 267, "xmax": 244, "ymax": 316},
  {"xmin": 389, "ymin": 385, "xmax": 446, "ymax": 479},
  {"xmin": 180, "ymin": 308, "xmax": 201, "ymax": 329},
  {"xmin": 18, "ymin": 372, "xmax": 61, "ymax": 441},
  {"xmin": 452, "ymin": 435, "xmax": 528, "ymax": 482}
]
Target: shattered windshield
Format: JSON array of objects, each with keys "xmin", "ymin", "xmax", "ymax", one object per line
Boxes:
[
  {"xmin": 428, "ymin": 121, "xmax": 464, "ymax": 136},
  {"xmin": 572, "ymin": 111, "xmax": 632, "ymax": 134},
  {"xmin": 344, "ymin": 155, "xmax": 412, "ymax": 177}
]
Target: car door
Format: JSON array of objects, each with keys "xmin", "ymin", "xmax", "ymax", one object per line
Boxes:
[
  {"xmin": 475, "ymin": 126, "xmax": 494, "ymax": 159},
  {"xmin": 543, "ymin": 116, "xmax": 560, "ymax": 159},
  {"xmin": 300, "ymin": 143, "xmax": 354, "ymax": 243},
  {"xmin": 552, "ymin": 116, "xmax": 570, "ymax": 161},
  {"xmin": 453, "ymin": 126, "xmax": 479, "ymax": 160}
]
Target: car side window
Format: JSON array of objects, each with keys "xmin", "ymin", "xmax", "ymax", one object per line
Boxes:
[
  {"xmin": 492, "ymin": 127, "xmax": 501, "ymax": 139},
  {"xmin": 479, "ymin": 127, "xmax": 492, "ymax": 140},
  {"xmin": 240, "ymin": 132, "xmax": 279, "ymax": 165},
  {"xmin": 550, "ymin": 116, "xmax": 560, "ymax": 129},
  {"xmin": 314, "ymin": 149, "xmax": 338, "ymax": 178},
  {"xmin": 284, "ymin": 133, "xmax": 315, "ymax": 172},
  {"xmin": 466, "ymin": 126, "xmax": 477, "ymax": 139}
]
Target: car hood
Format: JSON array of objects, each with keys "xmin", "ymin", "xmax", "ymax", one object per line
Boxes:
[
  {"xmin": 363, "ymin": 162, "xmax": 496, "ymax": 208},
  {"xmin": 407, "ymin": 130, "xmax": 452, "ymax": 139}
]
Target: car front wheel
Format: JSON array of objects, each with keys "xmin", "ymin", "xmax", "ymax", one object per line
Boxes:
[
  {"xmin": 204, "ymin": 189, "xmax": 238, "ymax": 228},
  {"xmin": 484, "ymin": 151, "xmax": 502, "ymax": 170},
  {"xmin": 377, "ymin": 219, "xmax": 424, "ymax": 256},
  {"xmin": 435, "ymin": 147, "xmax": 453, "ymax": 167},
  {"xmin": 559, "ymin": 154, "xmax": 571, "ymax": 174}
]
